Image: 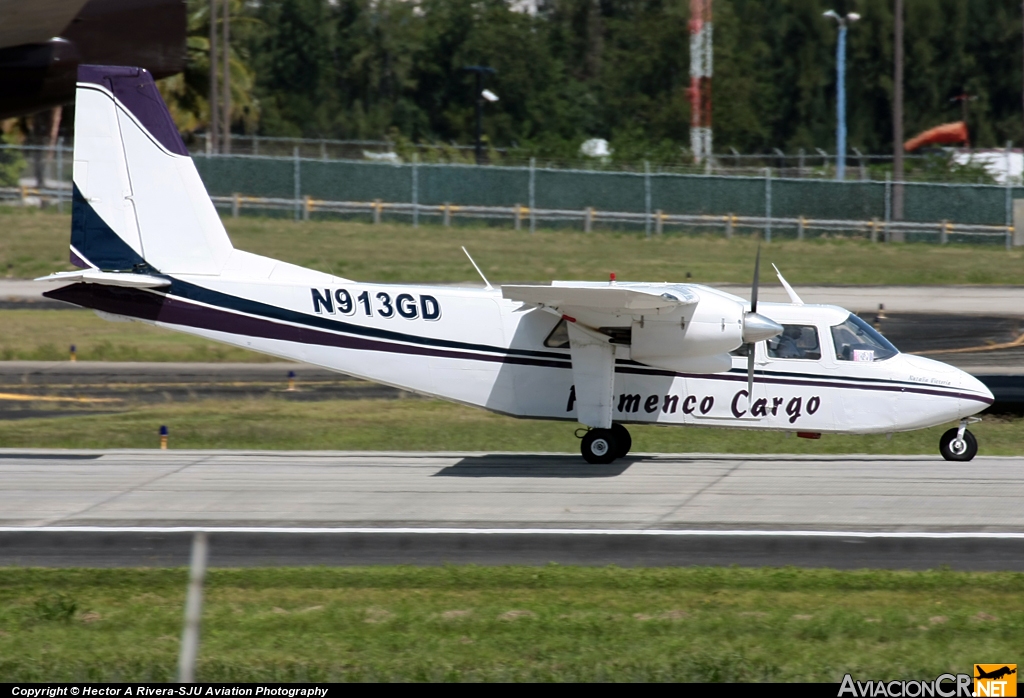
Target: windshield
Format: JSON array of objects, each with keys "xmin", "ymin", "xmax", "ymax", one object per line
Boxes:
[{"xmin": 830, "ymin": 314, "xmax": 898, "ymax": 362}]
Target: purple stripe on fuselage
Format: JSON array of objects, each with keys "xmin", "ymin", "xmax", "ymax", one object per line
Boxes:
[
  {"xmin": 44, "ymin": 282, "xmax": 993, "ymax": 406},
  {"xmin": 78, "ymin": 65, "xmax": 189, "ymax": 157},
  {"xmin": 44, "ymin": 283, "xmax": 568, "ymax": 370},
  {"xmin": 615, "ymin": 364, "xmax": 994, "ymax": 405}
]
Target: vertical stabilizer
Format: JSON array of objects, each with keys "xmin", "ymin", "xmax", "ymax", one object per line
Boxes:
[{"xmin": 71, "ymin": 65, "xmax": 233, "ymax": 274}]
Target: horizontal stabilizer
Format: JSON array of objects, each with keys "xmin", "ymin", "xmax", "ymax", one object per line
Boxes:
[
  {"xmin": 503, "ymin": 284, "xmax": 697, "ymax": 313},
  {"xmin": 35, "ymin": 270, "xmax": 170, "ymax": 289}
]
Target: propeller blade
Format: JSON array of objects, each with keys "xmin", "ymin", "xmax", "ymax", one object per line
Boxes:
[
  {"xmin": 750, "ymin": 245, "xmax": 761, "ymax": 314},
  {"xmin": 747, "ymin": 347, "xmax": 755, "ymax": 407}
]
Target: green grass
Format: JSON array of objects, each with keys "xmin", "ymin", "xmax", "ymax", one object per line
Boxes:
[
  {"xmin": 0, "ymin": 311, "xmax": 272, "ymax": 364},
  {"xmin": 3, "ymin": 205, "xmax": 1024, "ymax": 285},
  {"xmin": 0, "ymin": 309, "xmax": 273, "ymax": 362},
  {"xmin": 4, "ymin": 205, "xmax": 1024, "ymax": 363},
  {"xmin": 1, "ymin": 566, "xmax": 1021, "ymax": 681},
  {"xmin": 0, "ymin": 397, "xmax": 1020, "ymax": 454}
]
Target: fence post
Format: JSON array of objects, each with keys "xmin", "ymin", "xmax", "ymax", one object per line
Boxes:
[
  {"xmin": 870, "ymin": 217, "xmax": 878, "ymax": 243},
  {"xmin": 644, "ymin": 161, "xmax": 652, "ymax": 237},
  {"xmin": 853, "ymin": 147, "xmax": 867, "ymax": 181},
  {"xmin": 797, "ymin": 216, "xmax": 805, "ymax": 241},
  {"xmin": 304, "ymin": 196, "xmax": 312, "ymax": 222},
  {"xmin": 56, "ymin": 137, "xmax": 64, "ymax": 213},
  {"xmin": 725, "ymin": 214, "xmax": 734, "ymax": 239},
  {"xmin": 232, "ymin": 193, "xmax": 240, "ymax": 218},
  {"xmin": 373, "ymin": 199, "xmax": 382, "ymax": 225},
  {"xmin": 443, "ymin": 203, "xmax": 451, "ymax": 227},
  {"xmin": 884, "ymin": 173, "xmax": 892, "ymax": 243},
  {"xmin": 764, "ymin": 167, "xmax": 772, "ymax": 242},
  {"xmin": 177, "ymin": 531, "xmax": 208, "ymax": 683},
  {"xmin": 412, "ymin": 155, "xmax": 419, "ymax": 228},
  {"xmin": 655, "ymin": 210, "xmax": 664, "ymax": 235},
  {"xmin": 514, "ymin": 204, "xmax": 522, "ymax": 231},
  {"xmin": 528, "ymin": 157, "xmax": 536, "ymax": 234},
  {"xmin": 940, "ymin": 220, "xmax": 948, "ymax": 245},
  {"xmin": 1005, "ymin": 141, "xmax": 1013, "ymax": 246},
  {"xmin": 292, "ymin": 146, "xmax": 300, "ymax": 222},
  {"xmin": 584, "ymin": 207, "xmax": 593, "ymax": 233}
]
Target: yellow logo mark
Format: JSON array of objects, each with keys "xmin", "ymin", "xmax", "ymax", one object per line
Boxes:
[{"xmin": 974, "ymin": 665, "xmax": 1017, "ymax": 698}]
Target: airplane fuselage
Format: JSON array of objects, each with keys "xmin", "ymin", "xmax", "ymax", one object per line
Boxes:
[{"xmin": 48, "ymin": 251, "xmax": 993, "ymax": 437}]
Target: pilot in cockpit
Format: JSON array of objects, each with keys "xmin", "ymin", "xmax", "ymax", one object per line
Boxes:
[
  {"xmin": 773, "ymin": 326, "xmax": 803, "ymax": 358},
  {"xmin": 768, "ymin": 324, "xmax": 822, "ymax": 361}
]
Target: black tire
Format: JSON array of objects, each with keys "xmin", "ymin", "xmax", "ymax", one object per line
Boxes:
[
  {"xmin": 939, "ymin": 427, "xmax": 978, "ymax": 462},
  {"xmin": 611, "ymin": 423, "xmax": 632, "ymax": 458},
  {"xmin": 581, "ymin": 429, "xmax": 618, "ymax": 464}
]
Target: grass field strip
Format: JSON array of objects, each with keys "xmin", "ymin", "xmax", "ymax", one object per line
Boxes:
[{"xmin": 4, "ymin": 526, "xmax": 1024, "ymax": 538}]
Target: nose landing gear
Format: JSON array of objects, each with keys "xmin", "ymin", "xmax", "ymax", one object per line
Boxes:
[
  {"xmin": 939, "ymin": 419, "xmax": 979, "ymax": 462},
  {"xmin": 580, "ymin": 423, "xmax": 633, "ymax": 464}
]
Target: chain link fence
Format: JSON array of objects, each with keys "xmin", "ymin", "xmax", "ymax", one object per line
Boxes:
[{"xmin": 2, "ymin": 144, "xmax": 1020, "ymax": 245}]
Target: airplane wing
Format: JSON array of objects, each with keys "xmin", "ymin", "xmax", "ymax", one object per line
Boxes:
[
  {"xmin": 0, "ymin": 0, "xmax": 90, "ymax": 49},
  {"xmin": 503, "ymin": 283, "xmax": 701, "ymax": 431},
  {"xmin": 502, "ymin": 283, "xmax": 698, "ymax": 314}
]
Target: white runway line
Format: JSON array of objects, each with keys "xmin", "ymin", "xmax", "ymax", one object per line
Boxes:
[{"xmin": 4, "ymin": 526, "xmax": 1024, "ymax": 539}]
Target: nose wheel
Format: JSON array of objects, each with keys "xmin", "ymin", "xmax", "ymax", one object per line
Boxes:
[
  {"xmin": 939, "ymin": 421, "xmax": 978, "ymax": 462},
  {"xmin": 580, "ymin": 424, "xmax": 632, "ymax": 464}
]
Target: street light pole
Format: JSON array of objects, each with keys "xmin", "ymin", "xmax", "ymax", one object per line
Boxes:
[
  {"xmin": 208, "ymin": 0, "xmax": 218, "ymax": 153},
  {"xmin": 462, "ymin": 66, "xmax": 496, "ymax": 165},
  {"xmin": 824, "ymin": 10, "xmax": 859, "ymax": 181},
  {"xmin": 893, "ymin": 0, "xmax": 904, "ymax": 224},
  {"xmin": 475, "ymin": 70, "xmax": 483, "ymax": 165},
  {"xmin": 836, "ymin": 21, "xmax": 847, "ymax": 180}
]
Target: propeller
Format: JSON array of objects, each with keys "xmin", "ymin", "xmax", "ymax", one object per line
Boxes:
[{"xmin": 742, "ymin": 247, "xmax": 784, "ymax": 405}]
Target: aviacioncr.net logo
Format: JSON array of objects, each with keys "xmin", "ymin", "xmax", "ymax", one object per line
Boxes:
[
  {"xmin": 839, "ymin": 674, "xmax": 973, "ymax": 697},
  {"xmin": 974, "ymin": 665, "xmax": 1017, "ymax": 698}
]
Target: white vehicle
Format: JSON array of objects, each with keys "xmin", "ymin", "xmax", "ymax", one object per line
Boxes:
[{"xmin": 40, "ymin": 66, "xmax": 994, "ymax": 464}]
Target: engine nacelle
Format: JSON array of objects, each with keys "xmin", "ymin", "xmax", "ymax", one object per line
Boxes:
[{"xmin": 630, "ymin": 292, "xmax": 744, "ymax": 372}]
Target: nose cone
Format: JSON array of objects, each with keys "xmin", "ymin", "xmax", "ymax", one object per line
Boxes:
[
  {"xmin": 743, "ymin": 312, "xmax": 783, "ymax": 344},
  {"xmin": 958, "ymin": 370, "xmax": 995, "ymax": 418}
]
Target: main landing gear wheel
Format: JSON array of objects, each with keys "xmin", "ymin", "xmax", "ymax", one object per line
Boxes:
[
  {"xmin": 939, "ymin": 427, "xmax": 978, "ymax": 462},
  {"xmin": 611, "ymin": 423, "xmax": 632, "ymax": 458},
  {"xmin": 581, "ymin": 429, "xmax": 618, "ymax": 464}
]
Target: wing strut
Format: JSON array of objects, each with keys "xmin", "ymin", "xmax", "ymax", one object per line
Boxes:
[{"xmin": 566, "ymin": 321, "xmax": 615, "ymax": 429}]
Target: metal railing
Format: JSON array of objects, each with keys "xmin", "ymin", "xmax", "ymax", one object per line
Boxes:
[
  {"xmin": 211, "ymin": 192, "xmax": 1014, "ymax": 247},
  {"xmin": 1, "ymin": 184, "xmax": 1012, "ymax": 246}
]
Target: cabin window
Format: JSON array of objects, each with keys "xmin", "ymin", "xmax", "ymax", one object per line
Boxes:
[
  {"xmin": 544, "ymin": 318, "xmax": 570, "ymax": 348},
  {"xmin": 830, "ymin": 314, "xmax": 898, "ymax": 362},
  {"xmin": 766, "ymin": 325, "xmax": 821, "ymax": 360}
]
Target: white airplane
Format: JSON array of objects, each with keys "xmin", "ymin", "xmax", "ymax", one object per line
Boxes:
[{"xmin": 39, "ymin": 65, "xmax": 994, "ymax": 464}]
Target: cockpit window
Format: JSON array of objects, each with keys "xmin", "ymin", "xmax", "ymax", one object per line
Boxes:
[
  {"xmin": 767, "ymin": 325, "xmax": 821, "ymax": 360},
  {"xmin": 830, "ymin": 314, "xmax": 898, "ymax": 362}
]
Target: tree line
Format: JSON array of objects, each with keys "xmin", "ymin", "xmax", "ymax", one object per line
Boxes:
[{"xmin": 174, "ymin": 0, "xmax": 1024, "ymax": 162}]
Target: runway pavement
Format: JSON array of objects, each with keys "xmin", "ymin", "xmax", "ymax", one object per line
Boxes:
[
  {"xmin": 2, "ymin": 449, "xmax": 1023, "ymax": 569},
  {"xmin": 4, "ymin": 279, "xmax": 1024, "ymax": 315},
  {"xmin": 711, "ymin": 284, "xmax": 1024, "ymax": 315}
]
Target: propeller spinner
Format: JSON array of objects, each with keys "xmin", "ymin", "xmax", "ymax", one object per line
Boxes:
[{"xmin": 742, "ymin": 248, "xmax": 783, "ymax": 403}]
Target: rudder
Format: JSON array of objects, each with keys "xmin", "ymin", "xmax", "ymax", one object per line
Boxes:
[{"xmin": 72, "ymin": 65, "xmax": 232, "ymax": 275}]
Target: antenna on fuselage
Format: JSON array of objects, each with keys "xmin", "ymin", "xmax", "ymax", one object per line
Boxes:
[
  {"xmin": 771, "ymin": 264, "xmax": 805, "ymax": 305},
  {"xmin": 461, "ymin": 246, "xmax": 494, "ymax": 290}
]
